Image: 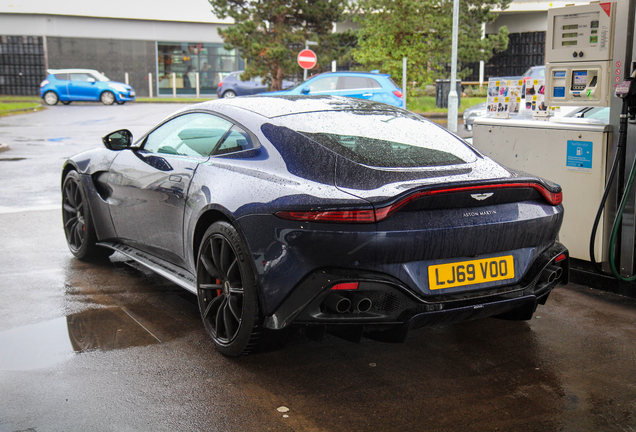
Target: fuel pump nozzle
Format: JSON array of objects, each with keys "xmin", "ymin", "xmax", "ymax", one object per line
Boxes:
[{"xmin": 615, "ymin": 73, "xmax": 636, "ymax": 123}]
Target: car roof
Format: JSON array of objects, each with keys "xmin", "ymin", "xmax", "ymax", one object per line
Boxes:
[
  {"xmin": 192, "ymin": 95, "xmax": 404, "ymax": 119},
  {"xmin": 308, "ymin": 71, "xmax": 391, "ymax": 79},
  {"xmin": 47, "ymin": 68, "xmax": 100, "ymax": 74}
]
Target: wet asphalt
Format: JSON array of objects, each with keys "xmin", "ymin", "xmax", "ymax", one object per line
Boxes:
[{"xmin": 1, "ymin": 103, "xmax": 636, "ymax": 432}]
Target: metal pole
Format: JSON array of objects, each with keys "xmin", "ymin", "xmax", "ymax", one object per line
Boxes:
[
  {"xmin": 447, "ymin": 0, "xmax": 460, "ymax": 132},
  {"xmin": 148, "ymin": 72, "xmax": 153, "ymax": 98},
  {"xmin": 332, "ymin": 60, "xmax": 336, "ymax": 72},
  {"xmin": 172, "ymin": 72, "xmax": 176, "ymax": 98},
  {"xmin": 479, "ymin": 23, "xmax": 485, "ymax": 92},
  {"xmin": 196, "ymin": 72, "xmax": 200, "ymax": 98},
  {"xmin": 125, "ymin": 72, "xmax": 129, "ymax": 85},
  {"xmin": 402, "ymin": 57, "xmax": 407, "ymax": 109},
  {"xmin": 304, "ymin": 43, "xmax": 308, "ymax": 81}
]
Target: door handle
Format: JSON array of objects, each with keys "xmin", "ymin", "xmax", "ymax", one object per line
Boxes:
[
  {"xmin": 363, "ymin": 93, "xmax": 373, "ymax": 97},
  {"xmin": 169, "ymin": 175, "xmax": 182, "ymax": 182}
]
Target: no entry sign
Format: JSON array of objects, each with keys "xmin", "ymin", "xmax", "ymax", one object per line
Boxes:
[{"xmin": 297, "ymin": 49, "xmax": 317, "ymax": 70}]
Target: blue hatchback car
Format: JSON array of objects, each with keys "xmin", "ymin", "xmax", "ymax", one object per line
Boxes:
[
  {"xmin": 266, "ymin": 71, "xmax": 404, "ymax": 107},
  {"xmin": 40, "ymin": 69, "xmax": 136, "ymax": 106}
]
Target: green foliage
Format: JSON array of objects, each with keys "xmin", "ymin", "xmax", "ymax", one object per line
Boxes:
[
  {"xmin": 209, "ymin": 0, "xmax": 352, "ymax": 90},
  {"xmin": 353, "ymin": 0, "xmax": 511, "ymax": 85},
  {"xmin": 407, "ymin": 96, "xmax": 486, "ymax": 113}
]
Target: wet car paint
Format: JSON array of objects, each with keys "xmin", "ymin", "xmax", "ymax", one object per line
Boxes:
[
  {"xmin": 63, "ymin": 97, "xmax": 566, "ymax": 335},
  {"xmin": 1, "ymin": 105, "xmax": 636, "ymax": 431}
]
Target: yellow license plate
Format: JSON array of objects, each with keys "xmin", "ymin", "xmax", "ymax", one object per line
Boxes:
[{"xmin": 428, "ymin": 255, "xmax": 515, "ymax": 290}]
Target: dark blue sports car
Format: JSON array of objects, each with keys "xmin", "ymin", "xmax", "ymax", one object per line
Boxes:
[{"xmin": 61, "ymin": 96, "xmax": 568, "ymax": 356}]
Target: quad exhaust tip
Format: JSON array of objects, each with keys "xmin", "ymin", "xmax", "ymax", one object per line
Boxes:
[
  {"xmin": 540, "ymin": 264, "xmax": 563, "ymax": 284},
  {"xmin": 324, "ymin": 294, "xmax": 352, "ymax": 313},
  {"xmin": 324, "ymin": 293, "xmax": 373, "ymax": 314}
]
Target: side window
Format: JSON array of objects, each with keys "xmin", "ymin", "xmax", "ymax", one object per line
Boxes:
[
  {"xmin": 70, "ymin": 73, "xmax": 92, "ymax": 82},
  {"xmin": 213, "ymin": 125, "xmax": 254, "ymax": 156},
  {"xmin": 368, "ymin": 78, "xmax": 382, "ymax": 89},
  {"xmin": 143, "ymin": 113, "xmax": 232, "ymax": 157},
  {"xmin": 342, "ymin": 76, "xmax": 370, "ymax": 90},
  {"xmin": 54, "ymin": 73, "xmax": 69, "ymax": 81},
  {"xmin": 309, "ymin": 76, "xmax": 339, "ymax": 93}
]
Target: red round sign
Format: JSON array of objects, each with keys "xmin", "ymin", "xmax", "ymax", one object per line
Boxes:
[{"xmin": 297, "ymin": 49, "xmax": 317, "ymax": 70}]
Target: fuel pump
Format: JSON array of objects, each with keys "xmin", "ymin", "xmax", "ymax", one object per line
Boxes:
[
  {"xmin": 545, "ymin": 2, "xmax": 616, "ymax": 107},
  {"xmin": 472, "ymin": 1, "xmax": 636, "ymax": 288},
  {"xmin": 590, "ymin": 73, "xmax": 636, "ymax": 280}
]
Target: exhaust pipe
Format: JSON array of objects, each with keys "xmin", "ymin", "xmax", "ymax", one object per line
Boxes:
[
  {"xmin": 540, "ymin": 265, "xmax": 563, "ymax": 284},
  {"xmin": 324, "ymin": 294, "xmax": 351, "ymax": 313},
  {"xmin": 352, "ymin": 294, "xmax": 372, "ymax": 313}
]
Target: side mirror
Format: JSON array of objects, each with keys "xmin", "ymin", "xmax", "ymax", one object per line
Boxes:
[
  {"xmin": 102, "ymin": 129, "xmax": 133, "ymax": 150},
  {"xmin": 301, "ymin": 87, "xmax": 310, "ymax": 95},
  {"xmin": 87, "ymin": 77, "xmax": 96, "ymax": 83}
]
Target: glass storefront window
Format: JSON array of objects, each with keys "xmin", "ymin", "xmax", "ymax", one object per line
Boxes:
[{"xmin": 157, "ymin": 42, "xmax": 244, "ymax": 95}]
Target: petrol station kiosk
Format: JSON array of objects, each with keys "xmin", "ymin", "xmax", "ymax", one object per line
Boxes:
[{"xmin": 473, "ymin": 1, "xmax": 636, "ymax": 296}]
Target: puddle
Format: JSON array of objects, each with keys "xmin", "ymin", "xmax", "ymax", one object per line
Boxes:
[{"xmin": 0, "ymin": 307, "xmax": 164, "ymax": 371}]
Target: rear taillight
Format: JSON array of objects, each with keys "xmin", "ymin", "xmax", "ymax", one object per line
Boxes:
[
  {"xmin": 275, "ymin": 209, "xmax": 375, "ymax": 223},
  {"xmin": 40, "ymin": 80, "xmax": 49, "ymax": 87},
  {"xmin": 275, "ymin": 182, "xmax": 562, "ymax": 224},
  {"xmin": 218, "ymin": 81, "xmax": 223, "ymax": 87},
  {"xmin": 393, "ymin": 90, "xmax": 403, "ymax": 98},
  {"xmin": 331, "ymin": 282, "xmax": 359, "ymax": 290},
  {"xmin": 554, "ymin": 253, "xmax": 567, "ymax": 263}
]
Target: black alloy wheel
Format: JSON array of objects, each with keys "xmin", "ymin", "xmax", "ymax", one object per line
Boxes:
[
  {"xmin": 62, "ymin": 170, "xmax": 111, "ymax": 261},
  {"xmin": 197, "ymin": 222, "xmax": 262, "ymax": 356}
]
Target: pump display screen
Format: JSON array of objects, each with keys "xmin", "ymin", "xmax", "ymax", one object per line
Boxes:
[
  {"xmin": 551, "ymin": 9, "xmax": 607, "ymax": 57},
  {"xmin": 573, "ymin": 71, "xmax": 587, "ymax": 85}
]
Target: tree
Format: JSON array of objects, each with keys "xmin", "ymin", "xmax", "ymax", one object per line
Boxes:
[
  {"xmin": 352, "ymin": 0, "xmax": 510, "ymax": 86},
  {"xmin": 210, "ymin": 0, "xmax": 352, "ymax": 90}
]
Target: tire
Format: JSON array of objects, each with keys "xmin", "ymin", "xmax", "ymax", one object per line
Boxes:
[
  {"xmin": 62, "ymin": 170, "xmax": 112, "ymax": 262},
  {"xmin": 196, "ymin": 221, "xmax": 264, "ymax": 356},
  {"xmin": 115, "ymin": 101, "xmax": 126, "ymax": 105},
  {"xmin": 61, "ymin": 101, "xmax": 72, "ymax": 105},
  {"xmin": 43, "ymin": 91, "xmax": 59, "ymax": 105},
  {"xmin": 222, "ymin": 90, "xmax": 237, "ymax": 98},
  {"xmin": 100, "ymin": 91, "xmax": 116, "ymax": 105}
]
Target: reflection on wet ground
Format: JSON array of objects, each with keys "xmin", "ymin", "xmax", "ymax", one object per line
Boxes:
[
  {"xmin": 0, "ymin": 270, "xmax": 200, "ymax": 371},
  {"xmin": 0, "ymin": 245, "xmax": 204, "ymax": 372}
]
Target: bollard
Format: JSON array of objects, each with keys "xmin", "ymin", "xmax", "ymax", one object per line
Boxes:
[
  {"xmin": 172, "ymin": 72, "xmax": 176, "ymax": 98},
  {"xmin": 148, "ymin": 72, "xmax": 153, "ymax": 98}
]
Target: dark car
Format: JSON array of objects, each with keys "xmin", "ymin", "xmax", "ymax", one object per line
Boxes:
[
  {"xmin": 216, "ymin": 71, "xmax": 295, "ymax": 98},
  {"xmin": 40, "ymin": 69, "xmax": 135, "ymax": 105},
  {"xmin": 61, "ymin": 96, "xmax": 568, "ymax": 356}
]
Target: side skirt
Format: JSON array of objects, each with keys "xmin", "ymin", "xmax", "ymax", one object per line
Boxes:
[{"xmin": 98, "ymin": 242, "xmax": 197, "ymax": 294}]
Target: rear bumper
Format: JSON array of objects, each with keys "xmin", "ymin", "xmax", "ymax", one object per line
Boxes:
[{"xmin": 263, "ymin": 242, "xmax": 568, "ymax": 336}]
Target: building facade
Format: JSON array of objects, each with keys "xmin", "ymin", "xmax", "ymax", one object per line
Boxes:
[{"xmin": 0, "ymin": 1, "xmax": 243, "ymax": 97}]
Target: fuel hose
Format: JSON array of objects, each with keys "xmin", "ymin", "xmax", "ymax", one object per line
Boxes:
[{"xmin": 589, "ymin": 71, "xmax": 636, "ymax": 280}]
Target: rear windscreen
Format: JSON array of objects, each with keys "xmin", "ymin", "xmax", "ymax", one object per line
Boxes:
[{"xmin": 275, "ymin": 110, "xmax": 477, "ymax": 168}]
